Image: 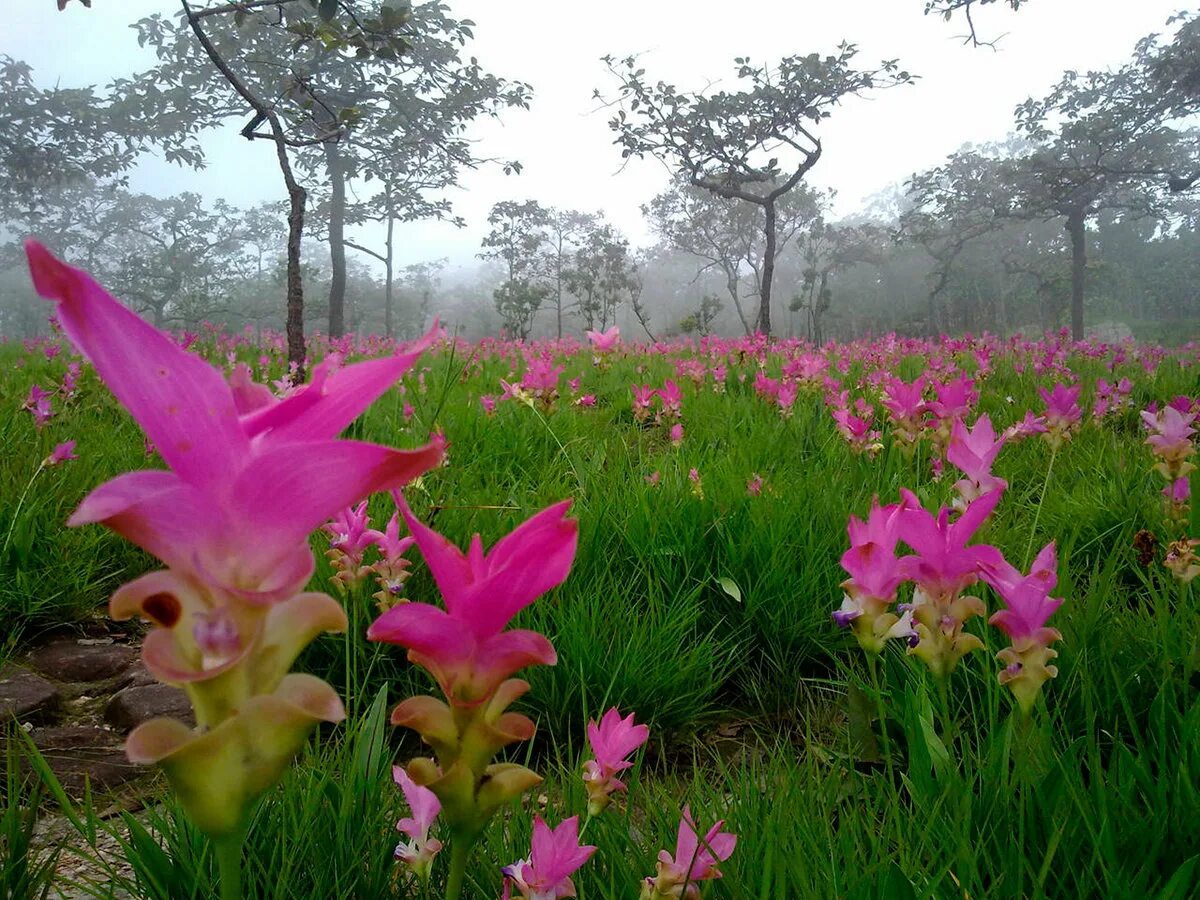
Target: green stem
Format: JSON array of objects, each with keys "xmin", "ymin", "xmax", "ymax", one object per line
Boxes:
[
  {"xmin": 1, "ymin": 463, "xmax": 44, "ymax": 564},
  {"xmin": 936, "ymin": 675, "xmax": 956, "ymax": 759},
  {"xmin": 443, "ymin": 838, "xmax": 471, "ymax": 900},
  {"xmin": 1025, "ymin": 445, "xmax": 1057, "ymax": 566},
  {"xmin": 214, "ymin": 834, "xmax": 245, "ymax": 900},
  {"xmin": 865, "ymin": 653, "xmax": 896, "ymax": 784}
]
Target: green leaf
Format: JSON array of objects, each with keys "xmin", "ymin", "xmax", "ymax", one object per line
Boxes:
[{"xmin": 716, "ymin": 575, "xmax": 742, "ymax": 603}]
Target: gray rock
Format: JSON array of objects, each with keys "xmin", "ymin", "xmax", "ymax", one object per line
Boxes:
[
  {"xmin": 0, "ymin": 667, "xmax": 59, "ymax": 721},
  {"xmin": 29, "ymin": 639, "xmax": 137, "ymax": 683},
  {"xmin": 30, "ymin": 725, "xmax": 142, "ymax": 796},
  {"xmin": 105, "ymin": 683, "xmax": 193, "ymax": 732}
]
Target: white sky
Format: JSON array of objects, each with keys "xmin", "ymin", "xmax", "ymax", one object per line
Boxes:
[{"xmin": 3, "ymin": 0, "xmax": 1188, "ymax": 276}]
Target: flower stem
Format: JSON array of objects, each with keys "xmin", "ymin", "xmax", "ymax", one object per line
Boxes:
[
  {"xmin": 443, "ymin": 838, "xmax": 471, "ymax": 900},
  {"xmin": 1025, "ymin": 445, "xmax": 1057, "ymax": 566},
  {"xmin": 214, "ymin": 834, "xmax": 245, "ymax": 900},
  {"xmin": 0, "ymin": 462, "xmax": 44, "ymax": 564}
]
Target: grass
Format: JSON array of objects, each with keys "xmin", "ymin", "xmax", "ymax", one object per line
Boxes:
[{"xmin": 3, "ymin": 328, "xmax": 1200, "ymax": 897}]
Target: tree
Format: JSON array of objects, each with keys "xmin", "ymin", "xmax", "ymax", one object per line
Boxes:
[
  {"xmin": 479, "ymin": 200, "xmax": 551, "ymax": 338},
  {"xmin": 563, "ymin": 220, "xmax": 637, "ymax": 332},
  {"xmin": 645, "ymin": 180, "xmax": 822, "ymax": 335},
  {"xmin": 293, "ymin": 2, "xmax": 530, "ymax": 338},
  {"xmin": 0, "ymin": 56, "xmax": 141, "ymax": 217},
  {"xmin": 599, "ymin": 46, "xmax": 911, "ymax": 335},
  {"xmin": 923, "ymin": 0, "xmax": 1027, "ymax": 47},
  {"xmin": 794, "ymin": 221, "xmax": 889, "ymax": 343},
  {"xmin": 115, "ymin": 1, "xmax": 452, "ymax": 374},
  {"xmin": 543, "ymin": 209, "xmax": 597, "ymax": 339}
]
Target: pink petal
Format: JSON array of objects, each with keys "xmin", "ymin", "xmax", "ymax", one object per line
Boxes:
[{"xmin": 25, "ymin": 241, "xmax": 248, "ymax": 487}]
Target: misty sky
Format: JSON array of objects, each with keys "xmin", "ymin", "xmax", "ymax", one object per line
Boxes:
[{"xmin": 5, "ymin": 0, "xmax": 1187, "ymax": 277}]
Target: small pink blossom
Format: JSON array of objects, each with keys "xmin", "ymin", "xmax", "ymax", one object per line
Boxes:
[
  {"xmin": 582, "ymin": 708, "xmax": 650, "ymax": 815},
  {"xmin": 393, "ymin": 765, "xmax": 442, "ymax": 879},
  {"xmin": 642, "ymin": 808, "xmax": 736, "ymax": 900},
  {"xmin": 44, "ymin": 440, "xmax": 78, "ymax": 467},
  {"xmin": 746, "ymin": 474, "xmax": 763, "ymax": 497},
  {"xmin": 502, "ymin": 816, "xmax": 596, "ymax": 900}
]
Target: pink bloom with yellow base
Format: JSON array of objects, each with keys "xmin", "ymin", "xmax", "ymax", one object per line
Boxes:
[
  {"xmin": 582, "ymin": 708, "xmax": 650, "ymax": 815},
  {"xmin": 980, "ymin": 542, "xmax": 1064, "ymax": 714},
  {"xmin": 641, "ymin": 808, "xmax": 736, "ymax": 900},
  {"xmin": 502, "ymin": 816, "xmax": 596, "ymax": 900},
  {"xmin": 24, "ymin": 240, "xmax": 443, "ymax": 839}
]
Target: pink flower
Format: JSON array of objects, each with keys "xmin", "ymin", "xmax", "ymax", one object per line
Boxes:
[
  {"xmin": 502, "ymin": 816, "xmax": 596, "ymax": 900},
  {"xmin": 645, "ymin": 471, "xmax": 661, "ymax": 486},
  {"xmin": 946, "ymin": 415, "xmax": 1007, "ymax": 504},
  {"xmin": 367, "ymin": 496, "xmax": 577, "ymax": 705},
  {"xmin": 834, "ymin": 497, "xmax": 918, "ymax": 653},
  {"xmin": 1038, "ymin": 383, "xmax": 1082, "ymax": 446},
  {"xmin": 481, "ymin": 394, "xmax": 498, "ymax": 415},
  {"xmin": 898, "ymin": 489, "xmax": 1004, "ymax": 602},
  {"xmin": 393, "ymin": 765, "xmax": 442, "ymax": 879},
  {"xmin": 24, "ymin": 240, "xmax": 443, "ymax": 838},
  {"xmin": 368, "ymin": 507, "xmax": 417, "ymax": 601},
  {"xmin": 746, "ymin": 474, "xmax": 763, "ymax": 497},
  {"xmin": 657, "ymin": 379, "xmax": 683, "ymax": 418},
  {"xmin": 670, "ymin": 423, "xmax": 684, "ymax": 447},
  {"xmin": 25, "ymin": 242, "xmax": 443, "ymax": 603},
  {"xmin": 979, "ymin": 542, "xmax": 1064, "ymax": 713},
  {"xmin": 322, "ymin": 501, "xmax": 383, "ymax": 584},
  {"xmin": 22, "ymin": 383, "xmax": 54, "ymax": 428},
  {"xmin": 44, "ymin": 440, "xmax": 78, "ymax": 467},
  {"xmin": 1002, "ymin": 410, "xmax": 1049, "ymax": 442},
  {"xmin": 1164, "ymin": 477, "xmax": 1190, "ymax": 504},
  {"xmin": 582, "ymin": 708, "xmax": 650, "ymax": 815},
  {"xmin": 586, "ymin": 325, "xmax": 620, "ymax": 352},
  {"xmin": 642, "ymin": 808, "xmax": 736, "ymax": 900},
  {"xmin": 576, "ymin": 394, "xmax": 597, "ymax": 408},
  {"xmin": 631, "ymin": 384, "xmax": 655, "ymax": 421}
]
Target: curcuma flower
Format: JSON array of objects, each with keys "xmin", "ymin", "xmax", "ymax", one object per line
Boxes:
[
  {"xmin": 946, "ymin": 414, "xmax": 1007, "ymax": 507},
  {"xmin": 979, "ymin": 542, "xmax": 1064, "ymax": 714},
  {"xmin": 641, "ymin": 807, "xmax": 737, "ymax": 900},
  {"xmin": 834, "ymin": 497, "xmax": 917, "ymax": 653},
  {"xmin": 393, "ymin": 765, "xmax": 442, "ymax": 881},
  {"xmin": 369, "ymin": 498, "xmax": 577, "ymax": 848},
  {"xmin": 25, "ymin": 241, "xmax": 443, "ymax": 840},
  {"xmin": 502, "ymin": 816, "xmax": 596, "ymax": 900},
  {"xmin": 1038, "ymin": 383, "xmax": 1082, "ymax": 449},
  {"xmin": 582, "ymin": 708, "xmax": 650, "ymax": 815},
  {"xmin": 898, "ymin": 489, "xmax": 1004, "ymax": 678}
]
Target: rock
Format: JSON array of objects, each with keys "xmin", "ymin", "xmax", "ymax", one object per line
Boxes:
[
  {"xmin": 105, "ymin": 684, "xmax": 193, "ymax": 732},
  {"xmin": 0, "ymin": 667, "xmax": 59, "ymax": 721},
  {"xmin": 30, "ymin": 725, "xmax": 141, "ymax": 795},
  {"xmin": 29, "ymin": 639, "xmax": 136, "ymax": 683}
]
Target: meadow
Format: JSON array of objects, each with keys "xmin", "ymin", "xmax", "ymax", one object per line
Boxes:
[{"xmin": 3, "ymin": 269, "xmax": 1200, "ymax": 899}]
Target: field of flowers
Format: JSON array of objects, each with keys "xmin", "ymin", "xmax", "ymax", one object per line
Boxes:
[{"xmin": 3, "ymin": 244, "xmax": 1200, "ymax": 899}]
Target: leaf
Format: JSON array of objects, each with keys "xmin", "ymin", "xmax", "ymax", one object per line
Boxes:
[
  {"xmin": 716, "ymin": 575, "xmax": 742, "ymax": 603},
  {"xmin": 317, "ymin": 0, "xmax": 338, "ymax": 22}
]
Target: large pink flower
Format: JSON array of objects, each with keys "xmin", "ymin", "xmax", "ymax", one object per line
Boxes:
[
  {"xmin": 367, "ymin": 496, "xmax": 578, "ymax": 705},
  {"xmin": 25, "ymin": 240, "xmax": 443, "ymax": 603},
  {"xmin": 586, "ymin": 325, "xmax": 620, "ymax": 352},
  {"xmin": 897, "ymin": 488, "xmax": 1004, "ymax": 601},
  {"xmin": 979, "ymin": 542, "xmax": 1062, "ymax": 644}
]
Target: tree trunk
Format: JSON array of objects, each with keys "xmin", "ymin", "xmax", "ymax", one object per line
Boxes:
[
  {"xmin": 384, "ymin": 213, "xmax": 395, "ymax": 338},
  {"xmin": 285, "ymin": 178, "xmax": 307, "ymax": 379},
  {"xmin": 758, "ymin": 199, "xmax": 776, "ymax": 336},
  {"xmin": 1066, "ymin": 210, "xmax": 1087, "ymax": 341},
  {"xmin": 555, "ymin": 234, "xmax": 564, "ymax": 340},
  {"xmin": 724, "ymin": 265, "xmax": 752, "ymax": 336},
  {"xmin": 324, "ymin": 141, "xmax": 347, "ymax": 338}
]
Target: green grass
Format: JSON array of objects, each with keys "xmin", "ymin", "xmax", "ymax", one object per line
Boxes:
[{"xmin": 3, "ymin": 332, "xmax": 1200, "ymax": 897}]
